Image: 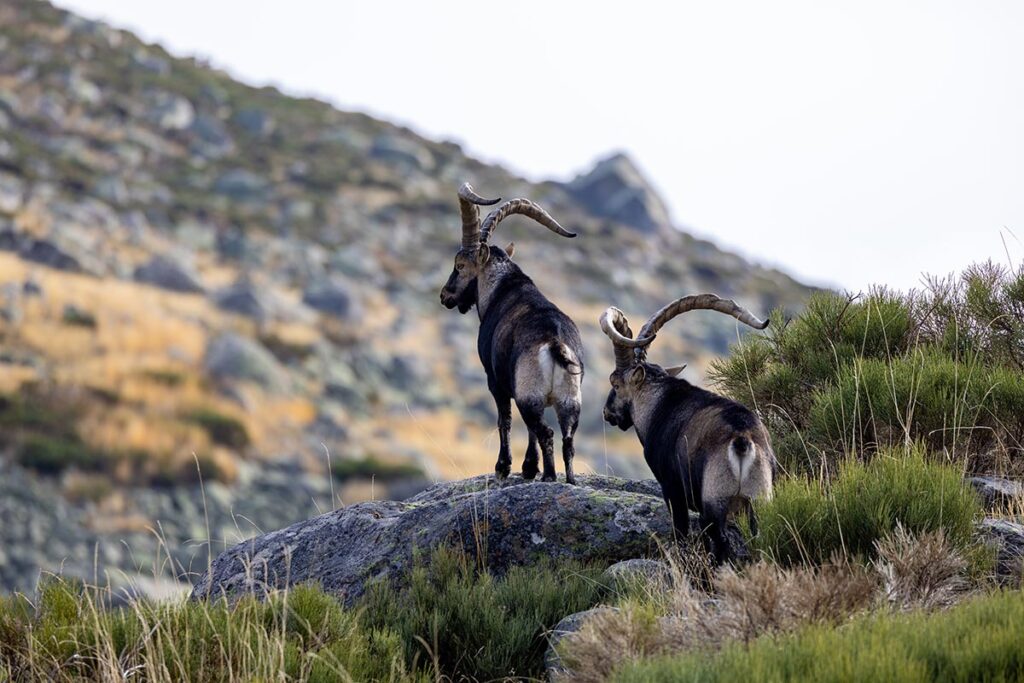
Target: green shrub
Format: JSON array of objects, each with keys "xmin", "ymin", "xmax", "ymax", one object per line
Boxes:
[
  {"xmin": 15, "ymin": 434, "xmax": 104, "ymax": 474},
  {"xmin": 186, "ymin": 408, "xmax": 250, "ymax": 449},
  {"xmin": 752, "ymin": 446, "xmax": 981, "ymax": 566},
  {"xmin": 0, "ymin": 390, "xmax": 78, "ymax": 438},
  {"xmin": 332, "ymin": 455, "xmax": 424, "ymax": 482},
  {"xmin": 614, "ymin": 589, "xmax": 1024, "ymax": 683},
  {"xmin": 61, "ymin": 305, "xmax": 97, "ymax": 328},
  {"xmin": 360, "ymin": 547, "xmax": 608, "ymax": 680},
  {"xmin": 709, "ymin": 265, "xmax": 1024, "ymax": 475},
  {"xmin": 142, "ymin": 369, "xmax": 186, "ymax": 387}
]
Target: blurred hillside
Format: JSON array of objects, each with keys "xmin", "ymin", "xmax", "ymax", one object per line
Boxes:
[{"xmin": 0, "ymin": 0, "xmax": 811, "ymax": 592}]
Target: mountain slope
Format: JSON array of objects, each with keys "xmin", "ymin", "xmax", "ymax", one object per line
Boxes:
[{"xmin": 0, "ymin": 0, "xmax": 812, "ymax": 591}]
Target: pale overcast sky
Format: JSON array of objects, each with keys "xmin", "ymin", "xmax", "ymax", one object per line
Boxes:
[{"xmin": 56, "ymin": 0, "xmax": 1024, "ymax": 292}]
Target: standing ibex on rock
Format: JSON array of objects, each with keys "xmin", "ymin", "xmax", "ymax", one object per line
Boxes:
[
  {"xmin": 440, "ymin": 183, "xmax": 584, "ymax": 484},
  {"xmin": 599, "ymin": 295, "xmax": 775, "ymax": 563}
]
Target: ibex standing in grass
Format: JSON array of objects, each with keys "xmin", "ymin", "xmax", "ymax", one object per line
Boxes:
[
  {"xmin": 599, "ymin": 295, "xmax": 775, "ymax": 563},
  {"xmin": 440, "ymin": 184, "xmax": 584, "ymax": 484}
]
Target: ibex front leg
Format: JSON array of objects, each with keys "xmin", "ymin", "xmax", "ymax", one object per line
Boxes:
[{"xmin": 494, "ymin": 393, "xmax": 513, "ymax": 480}]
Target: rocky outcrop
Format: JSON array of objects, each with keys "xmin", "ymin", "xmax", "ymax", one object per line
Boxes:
[
  {"xmin": 563, "ymin": 152, "xmax": 673, "ymax": 235},
  {"xmin": 978, "ymin": 518, "xmax": 1024, "ymax": 585},
  {"xmin": 545, "ymin": 606, "xmax": 621, "ymax": 678},
  {"xmin": 970, "ymin": 476, "xmax": 1024, "ymax": 511},
  {"xmin": 134, "ymin": 254, "xmax": 205, "ymax": 293},
  {"xmin": 192, "ymin": 474, "xmax": 746, "ymax": 605}
]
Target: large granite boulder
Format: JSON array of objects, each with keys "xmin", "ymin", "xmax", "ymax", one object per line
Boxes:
[{"xmin": 192, "ymin": 474, "xmax": 747, "ymax": 605}]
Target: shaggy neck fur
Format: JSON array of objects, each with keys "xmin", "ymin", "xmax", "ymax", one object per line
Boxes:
[
  {"xmin": 475, "ymin": 249, "xmax": 521, "ymax": 320},
  {"xmin": 628, "ymin": 370, "xmax": 686, "ymax": 446}
]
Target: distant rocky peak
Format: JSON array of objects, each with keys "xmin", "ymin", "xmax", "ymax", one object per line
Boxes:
[{"xmin": 563, "ymin": 152, "xmax": 673, "ymax": 235}]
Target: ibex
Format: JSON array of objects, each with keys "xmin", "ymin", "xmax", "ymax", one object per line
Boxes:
[
  {"xmin": 599, "ymin": 294, "xmax": 775, "ymax": 563},
  {"xmin": 440, "ymin": 183, "xmax": 584, "ymax": 484}
]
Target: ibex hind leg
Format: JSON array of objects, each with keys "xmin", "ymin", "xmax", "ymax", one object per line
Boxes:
[
  {"xmin": 700, "ymin": 499, "xmax": 731, "ymax": 566},
  {"xmin": 555, "ymin": 400, "xmax": 580, "ymax": 485},
  {"xmin": 518, "ymin": 398, "xmax": 556, "ymax": 482},
  {"xmin": 522, "ymin": 432, "xmax": 540, "ymax": 480}
]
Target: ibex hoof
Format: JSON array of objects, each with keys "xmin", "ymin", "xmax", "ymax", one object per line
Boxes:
[
  {"xmin": 522, "ymin": 467, "xmax": 538, "ymax": 480},
  {"xmin": 541, "ymin": 473, "xmax": 557, "ymax": 483}
]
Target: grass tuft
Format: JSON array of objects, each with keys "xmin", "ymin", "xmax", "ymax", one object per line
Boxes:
[{"xmin": 613, "ymin": 589, "xmax": 1024, "ymax": 683}]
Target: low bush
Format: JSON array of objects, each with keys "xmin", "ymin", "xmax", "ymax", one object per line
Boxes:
[
  {"xmin": 61, "ymin": 304, "xmax": 97, "ymax": 328},
  {"xmin": 614, "ymin": 588, "xmax": 1024, "ymax": 683},
  {"xmin": 0, "ymin": 388, "xmax": 79, "ymax": 439},
  {"xmin": 360, "ymin": 547, "xmax": 608, "ymax": 680},
  {"xmin": 332, "ymin": 455, "xmax": 424, "ymax": 482},
  {"xmin": 752, "ymin": 445, "xmax": 981, "ymax": 566},
  {"xmin": 15, "ymin": 434, "xmax": 105, "ymax": 474},
  {"xmin": 186, "ymin": 408, "xmax": 251, "ymax": 450}
]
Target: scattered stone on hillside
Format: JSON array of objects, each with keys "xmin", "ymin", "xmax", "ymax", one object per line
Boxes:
[
  {"xmin": 602, "ymin": 558, "xmax": 673, "ymax": 588},
  {"xmin": 204, "ymin": 333, "xmax": 287, "ymax": 389},
  {"xmin": 302, "ymin": 278, "xmax": 361, "ymax": 320},
  {"xmin": 1, "ymin": 283, "xmax": 22, "ymax": 324},
  {"xmin": 234, "ymin": 107, "xmax": 276, "ymax": 137},
  {"xmin": 213, "ymin": 279, "xmax": 273, "ymax": 320},
  {"xmin": 19, "ymin": 238, "xmax": 82, "ymax": 272},
  {"xmin": 0, "ymin": 171, "xmax": 25, "ymax": 213},
  {"xmin": 134, "ymin": 254, "xmax": 205, "ymax": 293},
  {"xmin": 0, "ymin": 461, "xmax": 112, "ymax": 594},
  {"xmin": 970, "ymin": 476, "xmax": 1024, "ymax": 512},
  {"xmin": 0, "ymin": 226, "xmax": 20, "ymax": 252},
  {"xmin": 22, "ymin": 276, "xmax": 42, "ymax": 297},
  {"xmin": 978, "ymin": 518, "xmax": 1024, "ymax": 586},
  {"xmin": 147, "ymin": 91, "xmax": 194, "ymax": 131},
  {"xmin": 132, "ymin": 48, "xmax": 169, "ymax": 75},
  {"xmin": 189, "ymin": 114, "xmax": 235, "ymax": 158},
  {"xmin": 564, "ymin": 152, "xmax": 672, "ymax": 234},
  {"xmin": 545, "ymin": 607, "xmax": 621, "ymax": 678},
  {"xmin": 64, "ymin": 68, "xmax": 102, "ymax": 105},
  {"xmin": 370, "ymin": 134, "xmax": 435, "ymax": 171},
  {"xmin": 214, "ymin": 169, "xmax": 267, "ymax": 200},
  {"xmin": 192, "ymin": 474, "xmax": 747, "ymax": 605}
]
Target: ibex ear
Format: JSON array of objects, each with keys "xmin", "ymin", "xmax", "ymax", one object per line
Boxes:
[
  {"xmin": 476, "ymin": 243, "xmax": 491, "ymax": 266},
  {"xmin": 665, "ymin": 364, "xmax": 687, "ymax": 377},
  {"xmin": 627, "ymin": 365, "xmax": 646, "ymax": 387},
  {"xmin": 504, "ymin": 242, "xmax": 515, "ymax": 258}
]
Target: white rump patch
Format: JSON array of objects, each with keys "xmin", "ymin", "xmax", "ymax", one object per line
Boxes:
[{"xmin": 728, "ymin": 440, "xmax": 756, "ymax": 484}]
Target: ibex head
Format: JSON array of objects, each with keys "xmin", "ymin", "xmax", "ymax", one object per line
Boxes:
[
  {"xmin": 599, "ymin": 295, "xmax": 769, "ymax": 429},
  {"xmin": 439, "ymin": 182, "xmax": 575, "ymax": 314}
]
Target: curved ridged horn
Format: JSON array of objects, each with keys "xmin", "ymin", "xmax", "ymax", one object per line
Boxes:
[
  {"xmin": 599, "ymin": 307, "xmax": 653, "ymax": 370},
  {"xmin": 458, "ymin": 183, "xmax": 500, "ymax": 249},
  {"xmin": 635, "ymin": 294, "xmax": 769, "ymax": 361},
  {"xmin": 480, "ymin": 198, "xmax": 576, "ymax": 244}
]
